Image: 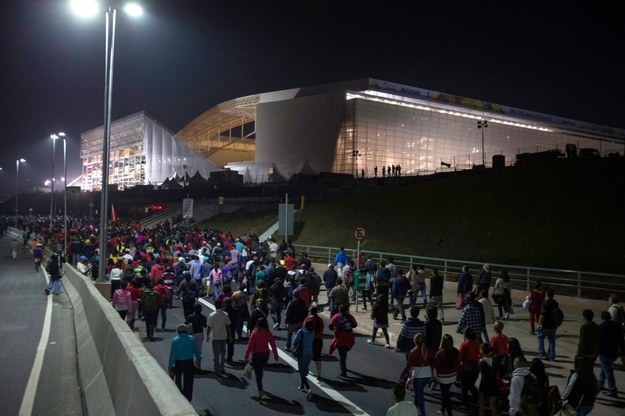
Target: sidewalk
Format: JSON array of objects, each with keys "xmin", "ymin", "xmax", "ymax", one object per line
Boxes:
[{"xmin": 312, "ymin": 262, "xmax": 625, "ymax": 416}]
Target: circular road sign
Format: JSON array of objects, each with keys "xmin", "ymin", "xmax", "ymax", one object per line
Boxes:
[{"xmin": 353, "ymin": 227, "xmax": 366, "ymax": 241}]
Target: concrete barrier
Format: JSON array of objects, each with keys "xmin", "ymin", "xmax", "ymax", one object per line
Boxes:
[{"xmin": 63, "ymin": 265, "xmax": 198, "ymax": 416}]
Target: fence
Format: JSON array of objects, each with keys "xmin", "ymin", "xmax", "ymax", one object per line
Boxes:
[{"xmin": 294, "ymin": 244, "xmax": 625, "ymax": 301}]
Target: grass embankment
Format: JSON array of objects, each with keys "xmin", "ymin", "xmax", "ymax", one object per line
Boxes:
[{"xmin": 199, "ymin": 158, "xmax": 624, "ymax": 273}]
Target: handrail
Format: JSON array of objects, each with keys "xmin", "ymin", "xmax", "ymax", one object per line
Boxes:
[{"xmin": 293, "ymin": 243, "xmax": 625, "ymax": 301}]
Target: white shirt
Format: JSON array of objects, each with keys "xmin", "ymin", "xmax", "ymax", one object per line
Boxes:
[
  {"xmin": 207, "ymin": 310, "xmax": 231, "ymax": 341},
  {"xmin": 386, "ymin": 401, "xmax": 418, "ymax": 416}
]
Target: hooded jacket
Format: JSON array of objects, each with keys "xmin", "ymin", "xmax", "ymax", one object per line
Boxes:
[{"xmin": 509, "ymin": 366, "xmax": 531, "ymax": 416}]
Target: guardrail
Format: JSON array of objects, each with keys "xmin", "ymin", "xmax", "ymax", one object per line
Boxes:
[{"xmin": 294, "ymin": 244, "xmax": 625, "ymax": 301}]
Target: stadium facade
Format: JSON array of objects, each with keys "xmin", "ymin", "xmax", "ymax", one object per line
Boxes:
[
  {"xmin": 80, "ymin": 111, "xmax": 217, "ymax": 191},
  {"xmin": 81, "ymin": 79, "xmax": 624, "ymax": 188},
  {"xmin": 177, "ymin": 78, "xmax": 624, "ymax": 183}
]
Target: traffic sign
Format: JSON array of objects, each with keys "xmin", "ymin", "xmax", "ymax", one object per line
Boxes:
[{"xmin": 353, "ymin": 227, "xmax": 366, "ymax": 241}]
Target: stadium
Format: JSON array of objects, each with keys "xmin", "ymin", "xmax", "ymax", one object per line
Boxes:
[{"xmin": 81, "ymin": 78, "xmax": 625, "ymax": 189}]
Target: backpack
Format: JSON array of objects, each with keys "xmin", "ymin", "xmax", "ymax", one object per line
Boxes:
[
  {"xmin": 615, "ymin": 306, "xmax": 625, "ymax": 334},
  {"xmin": 142, "ymin": 291, "xmax": 160, "ymax": 312},
  {"xmin": 546, "ymin": 385, "xmax": 562, "ymax": 416},
  {"xmin": 521, "ymin": 374, "xmax": 543, "ymax": 410},
  {"xmin": 553, "ymin": 304, "xmax": 564, "ymax": 328},
  {"xmin": 291, "ymin": 329, "xmax": 303, "ymax": 358},
  {"xmin": 338, "ymin": 314, "xmax": 353, "ymax": 331}
]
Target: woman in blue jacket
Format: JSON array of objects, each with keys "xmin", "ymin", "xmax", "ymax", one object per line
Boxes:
[{"xmin": 293, "ymin": 319, "xmax": 315, "ymax": 399}]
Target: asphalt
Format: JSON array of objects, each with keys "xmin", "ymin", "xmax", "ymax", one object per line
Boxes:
[{"xmin": 311, "ymin": 262, "xmax": 625, "ymax": 416}]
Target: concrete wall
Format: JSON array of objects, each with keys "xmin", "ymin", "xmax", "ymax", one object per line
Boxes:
[
  {"xmin": 63, "ymin": 266, "xmax": 198, "ymax": 416},
  {"xmin": 8, "ymin": 227, "xmax": 197, "ymax": 416}
]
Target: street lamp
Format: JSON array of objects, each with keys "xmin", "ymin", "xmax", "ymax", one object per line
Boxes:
[
  {"xmin": 51, "ymin": 132, "xmax": 68, "ymax": 254},
  {"xmin": 477, "ymin": 119, "xmax": 488, "ymax": 166},
  {"xmin": 71, "ymin": 0, "xmax": 143, "ymax": 281},
  {"xmin": 15, "ymin": 158, "xmax": 26, "ymax": 228}
]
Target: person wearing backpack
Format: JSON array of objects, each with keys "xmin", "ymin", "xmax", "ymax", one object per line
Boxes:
[
  {"xmin": 140, "ymin": 282, "xmax": 161, "ymax": 341},
  {"xmin": 537, "ymin": 289, "xmax": 560, "ymax": 361},
  {"xmin": 292, "ymin": 319, "xmax": 315, "ymax": 399},
  {"xmin": 508, "ymin": 357, "xmax": 532, "ymax": 416},
  {"xmin": 607, "ymin": 293, "xmax": 625, "ymax": 333},
  {"xmin": 561, "ymin": 355, "xmax": 597, "ymax": 416}
]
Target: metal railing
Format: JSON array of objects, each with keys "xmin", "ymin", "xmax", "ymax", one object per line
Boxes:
[{"xmin": 294, "ymin": 244, "xmax": 625, "ymax": 301}]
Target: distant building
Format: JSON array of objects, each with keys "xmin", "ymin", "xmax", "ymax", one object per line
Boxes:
[
  {"xmin": 176, "ymin": 78, "xmax": 624, "ymax": 182},
  {"xmin": 80, "ymin": 111, "xmax": 217, "ymax": 191}
]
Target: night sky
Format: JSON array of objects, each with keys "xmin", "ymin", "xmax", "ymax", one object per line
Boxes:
[{"xmin": 1, "ymin": 0, "xmax": 623, "ymax": 197}]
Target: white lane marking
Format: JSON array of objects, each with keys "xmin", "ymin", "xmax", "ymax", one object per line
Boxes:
[
  {"xmin": 19, "ymin": 269, "xmax": 53, "ymax": 416},
  {"xmin": 198, "ymin": 297, "xmax": 369, "ymax": 416}
]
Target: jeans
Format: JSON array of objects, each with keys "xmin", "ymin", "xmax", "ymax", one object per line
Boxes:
[
  {"xmin": 270, "ymin": 299, "xmax": 284, "ymax": 326},
  {"xmin": 430, "ymin": 295, "xmax": 444, "ymax": 320},
  {"xmin": 194, "ymin": 332, "xmax": 204, "ymax": 364},
  {"xmin": 393, "ymin": 296, "xmax": 407, "ymax": 321},
  {"xmin": 298, "ymin": 354, "xmax": 312, "ymax": 389},
  {"xmin": 212, "ymin": 339, "xmax": 226, "ymax": 374},
  {"xmin": 46, "ymin": 278, "xmax": 61, "ymax": 295},
  {"xmin": 598, "ymin": 353, "xmax": 617, "ymax": 393},
  {"xmin": 212, "ymin": 282, "xmax": 221, "ymax": 300},
  {"xmin": 412, "ymin": 377, "xmax": 429, "ymax": 416},
  {"xmin": 537, "ymin": 328, "xmax": 556, "ymax": 360},
  {"xmin": 461, "ymin": 366, "xmax": 479, "ymax": 405},
  {"xmin": 416, "ymin": 282, "xmax": 427, "ymax": 304},
  {"xmin": 577, "ymin": 405, "xmax": 593, "ymax": 416}
]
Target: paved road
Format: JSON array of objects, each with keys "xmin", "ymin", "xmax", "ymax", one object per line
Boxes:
[
  {"xmin": 4, "ymin": 232, "xmax": 625, "ymax": 416},
  {"xmin": 0, "ymin": 235, "xmax": 83, "ymax": 416}
]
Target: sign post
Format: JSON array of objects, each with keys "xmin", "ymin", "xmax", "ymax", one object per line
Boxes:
[{"xmin": 353, "ymin": 227, "xmax": 366, "ymax": 311}]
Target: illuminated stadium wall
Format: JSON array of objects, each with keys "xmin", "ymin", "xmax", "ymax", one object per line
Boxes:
[{"xmin": 177, "ymin": 79, "xmax": 625, "ymax": 183}]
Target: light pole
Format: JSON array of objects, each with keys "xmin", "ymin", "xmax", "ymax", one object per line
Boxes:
[
  {"xmin": 50, "ymin": 137, "xmax": 56, "ymax": 231},
  {"xmin": 71, "ymin": 0, "xmax": 143, "ymax": 281},
  {"xmin": 15, "ymin": 158, "xmax": 26, "ymax": 228},
  {"xmin": 51, "ymin": 132, "xmax": 68, "ymax": 254},
  {"xmin": 477, "ymin": 119, "xmax": 488, "ymax": 166}
]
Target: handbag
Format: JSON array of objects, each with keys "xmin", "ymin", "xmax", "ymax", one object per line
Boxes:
[
  {"xmin": 522, "ymin": 296, "xmax": 532, "ymax": 310},
  {"xmin": 493, "ymin": 286, "xmax": 505, "ymax": 297},
  {"xmin": 404, "ymin": 366, "xmax": 423, "ymax": 392},
  {"xmin": 455, "ymin": 296, "xmax": 465, "ymax": 310},
  {"xmin": 243, "ymin": 361, "xmax": 252, "ymax": 379},
  {"xmin": 560, "ymin": 393, "xmax": 583, "ymax": 416}
]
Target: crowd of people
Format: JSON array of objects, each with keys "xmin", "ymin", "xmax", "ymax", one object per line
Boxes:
[{"xmin": 9, "ymin": 214, "xmax": 624, "ymax": 415}]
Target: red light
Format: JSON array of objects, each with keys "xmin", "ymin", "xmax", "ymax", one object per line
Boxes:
[{"xmin": 148, "ymin": 205, "xmax": 162, "ymax": 211}]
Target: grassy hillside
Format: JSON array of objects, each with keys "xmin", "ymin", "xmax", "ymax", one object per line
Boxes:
[{"xmin": 200, "ymin": 158, "xmax": 624, "ymax": 273}]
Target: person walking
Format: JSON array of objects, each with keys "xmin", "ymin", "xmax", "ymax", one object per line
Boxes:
[
  {"xmin": 292, "ymin": 319, "xmax": 315, "ymax": 399},
  {"xmin": 561, "ymin": 355, "xmax": 597, "ymax": 416},
  {"xmin": 577, "ymin": 309, "xmax": 600, "ymax": 363},
  {"xmin": 243, "ymin": 317, "xmax": 279, "ymax": 399},
  {"xmin": 537, "ymin": 288, "xmax": 559, "ymax": 361},
  {"xmin": 386, "ymin": 382, "xmax": 419, "ymax": 416},
  {"xmin": 395, "ymin": 306, "xmax": 426, "ymax": 359},
  {"xmin": 527, "ymin": 281, "xmax": 545, "ymax": 334},
  {"xmin": 368, "ymin": 294, "xmax": 391, "ymax": 348},
  {"xmin": 328, "ymin": 304, "xmax": 357, "ymax": 377},
  {"xmin": 478, "ymin": 343, "xmax": 501, "ymax": 416},
  {"xmin": 140, "ymin": 282, "xmax": 161, "ymax": 341},
  {"xmin": 185, "ymin": 303, "xmax": 207, "ymax": 367},
  {"xmin": 597, "ymin": 310, "xmax": 625, "ymax": 397},
  {"xmin": 429, "ymin": 269, "xmax": 444, "ymax": 322},
  {"xmin": 399, "ymin": 333, "xmax": 432, "ymax": 416},
  {"xmin": 457, "ymin": 292, "xmax": 485, "ymax": 341},
  {"xmin": 431, "ymin": 334, "xmax": 459, "ymax": 416},
  {"xmin": 111, "ymin": 282, "xmax": 132, "ymax": 320},
  {"xmin": 178, "ymin": 271, "xmax": 199, "ymax": 318},
  {"xmin": 44, "ymin": 252, "xmax": 63, "ymax": 296},
  {"xmin": 457, "ymin": 265, "xmax": 473, "ymax": 301},
  {"xmin": 392, "ymin": 269, "xmax": 411, "ymax": 321},
  {"xmin": 425, "ymin": 305, "xmax": 443, "ymax": 353},
  {"xmin": 459, "ymin": 328, "xmax": 480, "ymax": 411},
  {"xmin": 223, "ymin": 297, "xmax": 238, "ymax": 363},
  {"xmin": 168, "ymin": 323, "xmax": 202, "ymax": 401},
  {"xmin": 493, "ymin": 270, "xmax": 512, "ymax": 319},
  {"xmin": 334, "ymin": 247, "xmax": 347, "ymax": 278},
  {"xmin": 303, "ymin": 306, "xmax": 325, "ymax": 379},
  {"xmin": 475, "ymin": 263, "xmax": 492, "ymax": 298},
  {"xmin": 329, "ymin": 277, "xmax": 350, "ymax": 317},
  {"xmin": 206, "ymin": 299, "xmax": 232, "ymax": 376},
  {"xmin": 323, "ymin": 264, "xmax": 338, "ymax": 305},
  {"xmin": 285, "ymin": 291, "xmax": 308, "ymax": 351},
  {"xmin": 153, "ymin": 278, "xmax": 170, "ymax": 330}
]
